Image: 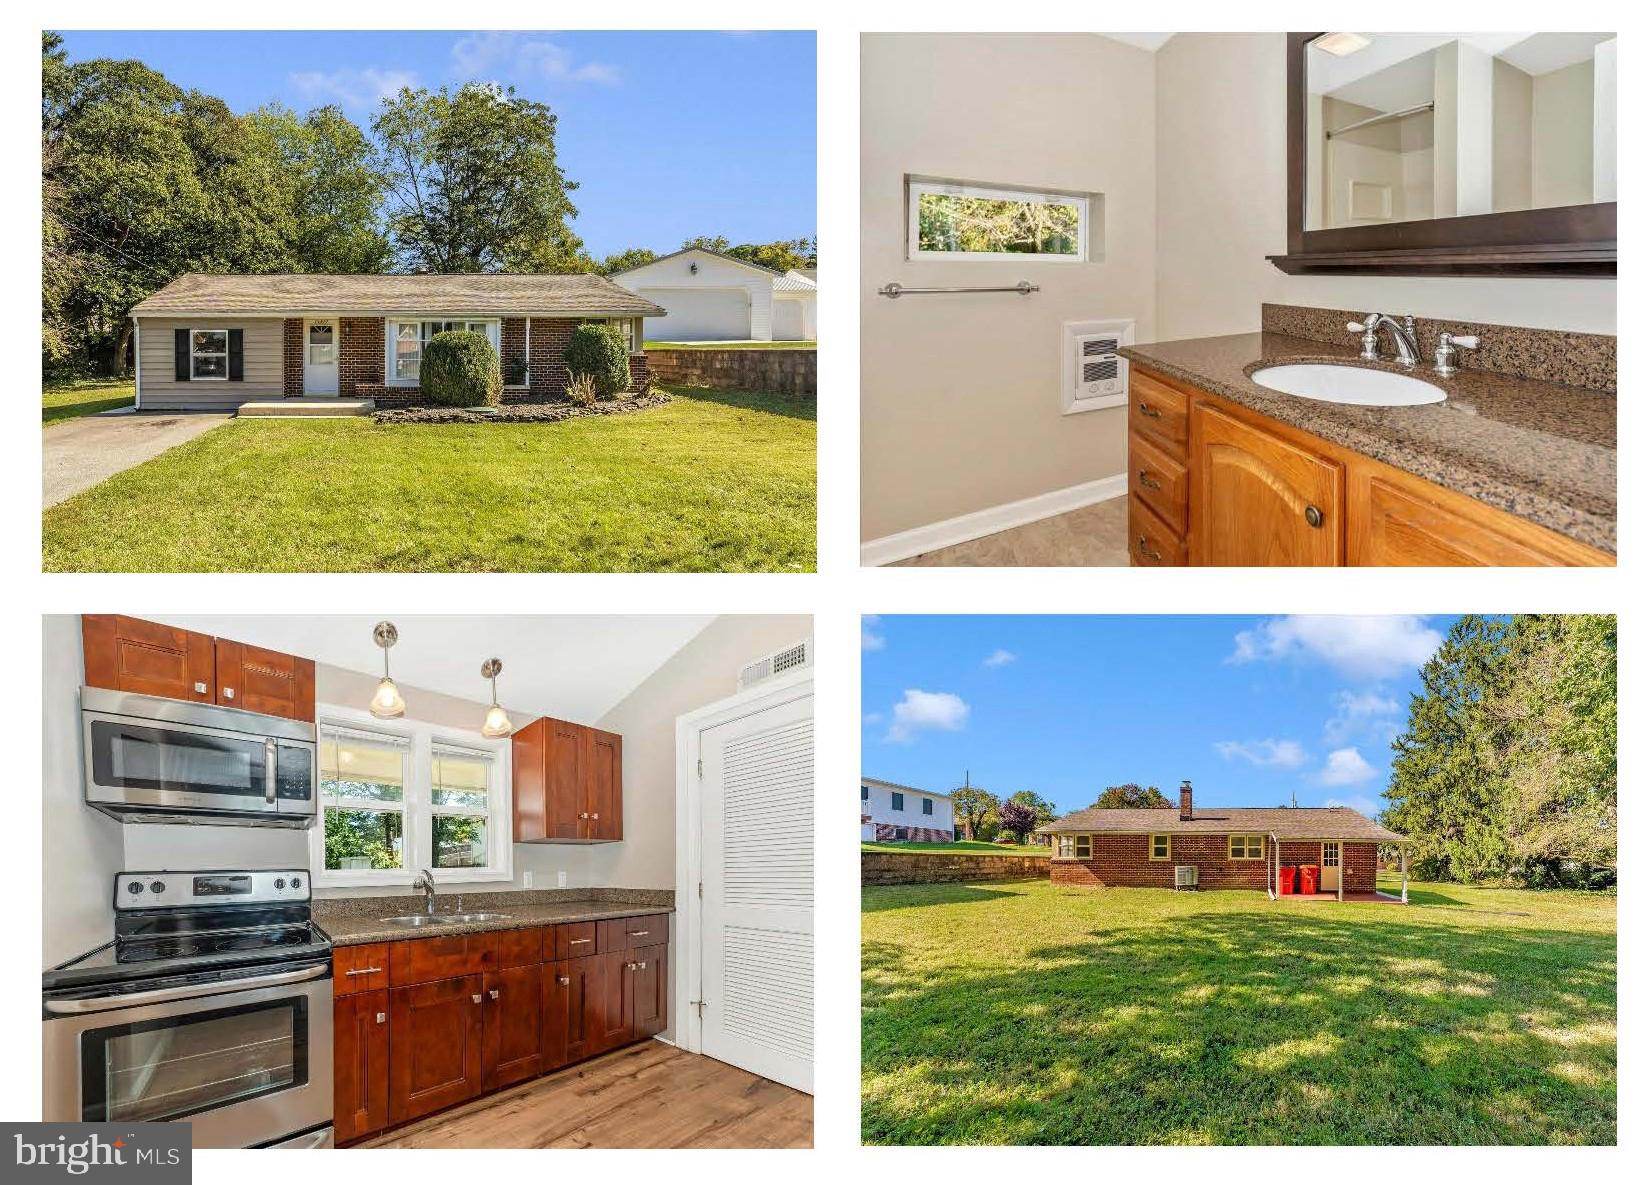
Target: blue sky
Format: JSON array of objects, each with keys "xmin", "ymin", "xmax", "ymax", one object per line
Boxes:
[
  {"xmin": 57, "ymin": 30, "xmax": 816, "ymax": 260},
  {"xmin": 862, "ymin": 615, "xmax": 1462, "ymax": 820}
]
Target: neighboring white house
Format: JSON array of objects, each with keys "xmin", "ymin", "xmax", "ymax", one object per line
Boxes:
[
  {"xmin": 861, "ymin": 776, "xmax": 955, "ymax": 842},
  {"xmin": 611, "ymin": 247, "xmax": 817, "ymax": 343}
]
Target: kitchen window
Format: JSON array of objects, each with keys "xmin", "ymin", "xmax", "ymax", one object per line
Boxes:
[
  {"xmin": 1056, "ymin": 834, "xmax": 1092, "ymax": 859},
  {"xmin": 907, "ymin": 177, "xmax": 1092, "ymax": 262},
  {"xmin": 1229, "ymin": 834, "xmax": 1265, "ymax": 860},
  {"xmin": 190, "ymin": 329, "xmax": 229, "ymax": 380},
  {"xmin": 385, "ymin": 318, "xmax": 501, "ymax": 384},
  {"xmin": 308, "ymin": 708, "xmax": 511, "ymax": 887}
]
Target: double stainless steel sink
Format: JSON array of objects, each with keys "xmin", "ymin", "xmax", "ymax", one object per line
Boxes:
[{"xmin": 379, "ymin": 911, "xmax": 512, "ymax": 927}]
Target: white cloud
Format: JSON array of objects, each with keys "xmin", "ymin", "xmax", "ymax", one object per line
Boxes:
[
  {"xmin": 1317, "ymin": 747, "xmax": 1377, "ymax": 786},
  {"xmin": 451, "ymin": 32, "xmax": 620, "ymax": 86},
  {"xmin": 1214, "ymin": 739, "xmax": 1309, "ymax": 768},
  {"xmin": 289, "ymin": 68, "xmax": 419, "ymax": 110},
  {"xmin": 982, "ymin": 649, "xmax": 1016, "ymax": 668},
  {"xmin": 1325, "ymin": 794, "xmax": 1381, "ymax": 817},
  {"xmin": 861, "ymin": 616, "xmax": 885, "ymax": 652},
  {"xmin": 884, "ymin": 689, "xmax": 969, "ymax": 744},
  {"xmin": 1229, "ymin": 616, "xmax": 1442, "ymax": 680},
  {"xmin": 862, "ymin": 712, "xmax": 884, "ymax": 725},
  {"xmin": 1323, "ymin": 688, "xmax": 1403, "ymax": 745}
]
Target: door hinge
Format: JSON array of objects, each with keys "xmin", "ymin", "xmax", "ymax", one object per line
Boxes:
[
  {"xmin": 696, "ymin": 757, "xmax": 703, "ymax": 777},
  {"xmin": 697, "ymin": 880, "xmax": 703, "ymax": 899}
]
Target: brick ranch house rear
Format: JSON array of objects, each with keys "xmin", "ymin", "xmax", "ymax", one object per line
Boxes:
[
  {"xmin": 127, "ymin": 273, "xmax": 666, "ymax": 411},
  {"xmin": 1039, "ymin": 781, "xmax": 1411, "ymax": 902}
]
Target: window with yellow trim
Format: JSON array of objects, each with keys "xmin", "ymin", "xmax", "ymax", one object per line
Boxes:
[
  {"xmin": 1228, "ymin": 834, "xmax": 1265, "ymax": 860},
  {"xmin": 1055, "ymin": 834, "xmax": 1092, "ymax": 859},
  {"xmin": 1149, "ymin": 834, "xmax": 1170, "ymax": 860}
]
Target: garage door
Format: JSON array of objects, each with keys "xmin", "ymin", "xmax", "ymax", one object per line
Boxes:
[{"xmin": 638, "ymin": 287, "xmax": 750, "ymax": 342}]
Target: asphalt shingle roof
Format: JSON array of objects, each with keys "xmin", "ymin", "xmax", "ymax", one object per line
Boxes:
[
  {"xmin": 131, "ymin": 273, "xmax": 665, "ymax": 318},
  {"xmin": 1038, "ymin": 805, "xmax": 1405, "ymax": 842}
]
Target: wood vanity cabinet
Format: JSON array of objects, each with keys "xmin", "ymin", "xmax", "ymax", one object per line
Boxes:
[
  {"xmin": 333, "ymin": 989, "xmax": 390, "ymax": 1143},
  {"xmin": 81, "ymin": 614, "xmax": 316, "ymax": 721},
  {"xmin": 1125, "ymin": 365, "xmax": 1612, "ymax": 567},
  {"xmin": 511, "ymin": 717, "xmax": 624, "ymax": 843}
]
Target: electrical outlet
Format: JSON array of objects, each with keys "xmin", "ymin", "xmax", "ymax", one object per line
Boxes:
[
  {"xmin": 557, "ymin": 870, "xmax": 567, "ymax": 888},
  {"xmin": 522, "ymin": 871, "xmax": 534, "ymax": 889}
]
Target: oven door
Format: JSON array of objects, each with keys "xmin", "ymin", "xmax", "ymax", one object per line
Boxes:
[{"xmin": 43, "ymin": 964, "xmax": 333, "ymax": 1148}]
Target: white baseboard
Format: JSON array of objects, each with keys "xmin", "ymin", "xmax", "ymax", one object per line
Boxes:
[{"xmin": 861, "ymin": 473, "xmax": 1127, "ymax": 566}]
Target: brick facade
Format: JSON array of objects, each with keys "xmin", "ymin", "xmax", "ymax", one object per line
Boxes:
[
  {"xmin": 872, "ymin": 823, "xmax": 955, "ymax": 843},
  {"xmin": 501, "ymin": 317, "xmax": 528, "ymax": 391},
  {"xmin": 282, "ymin": 318, "xmax": 303, "ymax": 395},
  {"xmin": 527, "ymin": 317, "xmax": 575, "ymax": 400},
  {"xmin": 629, "ymin": 352, "xmax": 650, "ymax": 394},
  {"xmin": 339, "ymin": 317, "xmax": 385, "ymax": 398},
  {"xmin": 1048, "ymin": 834, "xmax": 1378, "ymax": 894}
]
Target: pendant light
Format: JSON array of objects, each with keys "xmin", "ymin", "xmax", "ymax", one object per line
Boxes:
[
  {"xmin": 369, "ymin": 621, "xmax": 406, "ymax": 719},
  {"xmin": 480, "ymin": 658, "xmax": 513, "ymax": 737}
]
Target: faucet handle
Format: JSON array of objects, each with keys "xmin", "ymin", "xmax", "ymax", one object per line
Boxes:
[
  {"xmin": 1346, "ymin": 321, "xmax": 1367, "ymax": 334},
  {"xmin": 1444, "ymin": 333, "xmax": 1479, "ymax": 350}
]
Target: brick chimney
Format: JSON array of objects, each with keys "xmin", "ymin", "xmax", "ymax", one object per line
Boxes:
[{"xmin": 1179, "ymin": 780, "xmax": 1193, "ymax": 820}]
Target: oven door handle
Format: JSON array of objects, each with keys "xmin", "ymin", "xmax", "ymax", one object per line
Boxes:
[{"xmin": 44, "ymin": 962, "xmax": 328, "ymax": 1015}]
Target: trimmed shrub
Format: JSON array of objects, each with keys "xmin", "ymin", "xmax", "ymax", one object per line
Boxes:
[
  {"xmin": 566, "ymin": 372, "xmax": 597, "ymax": 408},
  {"xmin": 421, "ymin": 331, "xmax": 501, "ymax": 407},
  {"xmin": 564, "ymin": 322, "xmax": 630, "ymax": 399}
]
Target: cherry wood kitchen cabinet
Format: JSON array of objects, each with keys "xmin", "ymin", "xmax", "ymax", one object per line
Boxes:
[
  {"xmin": 512, "ymin": 717, "xmax": 625, "ymax": 843},
  {"xmin": 81, "ymin": 615, "xmax": 317, "ymax": 721},
  {"xmin": 333, "ymin": 989, "xmax": 389, "ymax": 1143},
  {"xmin": 542, "ymin": 955, "xmax": 603, "ymax": 1069},
  {"xmin": 387, "ymin": 974, "xmax": 485, "ymax": 1125},
  {"xmin": 482, "ymin": 963, "xmax": 544, "ymax": 1090}
]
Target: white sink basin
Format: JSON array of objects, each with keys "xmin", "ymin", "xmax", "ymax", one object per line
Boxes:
[{"xmin": 1250, "ymin": 364, "xmax": 1446, "ymax": 407}]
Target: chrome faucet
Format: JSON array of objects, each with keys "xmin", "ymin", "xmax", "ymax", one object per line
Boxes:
[
  {"xmin": 414, "ymin": 869, "xmax": 436, "ymax": 915},
  {"xmin": 1432, "ymin": 331, "xmax": 1479, "ymax": 378},
  {"xmin": 1346, "ymin": 314, "xmax": 1421, "ymax": 368}
]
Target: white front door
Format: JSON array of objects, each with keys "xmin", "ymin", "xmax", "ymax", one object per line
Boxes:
[
  {"xmin": 304, "ymin": 319, "xmax": 338, "ymax": 395},
  {"xmin": 1321, "ymin": 841, "xmax": 1342, "ymax": 890},
  {"xmin": 699, "ymin": 689, "xmax": 813, "ymax": 1092}
]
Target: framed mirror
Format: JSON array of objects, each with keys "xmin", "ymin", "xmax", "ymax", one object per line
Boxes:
[{"xmin": 1271, "ymin": 32, "xmax": 1616, "ymax": 275}]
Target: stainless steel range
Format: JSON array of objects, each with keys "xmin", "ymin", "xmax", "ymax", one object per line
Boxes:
[{"xmin": 43, "ymin": 870, "xmax": 334, "ymax": 1148}]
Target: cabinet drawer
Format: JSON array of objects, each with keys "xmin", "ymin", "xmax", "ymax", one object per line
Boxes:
[
  {"xmin": 1129, "ymin": 370, "xmax": 1189, "ymax": 453},
  {"xmin": 1128, "ymin": 495, "xmax": 1187, "ymax": 567},
  {"xmin": 599, "ymin": 914, "xmax": 667, "ymax": 952},
  {"xmin": 553, "ymin": 921, "xmax": 599, "ymax": 960},
  {"xmin": 388, "ymin": 933, "xmax": 498, "ymax": 986},
  {"xmin": 334, "ymin": 944, "xmax": 390, "ymax": 995},
  {"xmin": 495, "ymin": 926, "xmax": 545, "ymax": 969},
  {"xmin": 1130, "ymin": 430, "xmax": 1188, "ymax": 535}
]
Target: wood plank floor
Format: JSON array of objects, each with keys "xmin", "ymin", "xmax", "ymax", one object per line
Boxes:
[{"xmin": 357, "ymin": 1041, "xmax": 812, "ymax": 1149}]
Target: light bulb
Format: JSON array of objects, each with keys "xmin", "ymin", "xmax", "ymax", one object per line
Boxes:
[
  {"xmin": 371, "ymin": 676, "xmax": 405, "ymax": 719},
  {"xmin": 481, "ymin": 703, "xmax": 513, "ymax": 738}
]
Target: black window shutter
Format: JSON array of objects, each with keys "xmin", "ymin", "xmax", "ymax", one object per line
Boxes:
[
  {"xmin": 174, "ymin": 329, "xmax": 190, "ymax": 381},
  {"xmin": 228, "ymin": 329, "xmax": 244, "ymax": 381}
]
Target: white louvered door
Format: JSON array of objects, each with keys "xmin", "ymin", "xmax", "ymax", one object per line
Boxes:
[{"xmin": 699, "ymin": 690, "xmax": 814, "ymax": 1093}]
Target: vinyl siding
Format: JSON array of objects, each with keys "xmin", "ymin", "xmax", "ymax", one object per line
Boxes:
[{"xmin": 137, "ymin": 317, "xmax": 284, "ymax": 408}]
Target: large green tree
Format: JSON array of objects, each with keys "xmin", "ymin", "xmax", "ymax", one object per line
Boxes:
[
  {"xmin": 950, "ymin": 784, "xmax": 999, "ymax": 841},
  {"xmin": 374, "ymin": 83, "xmax": 584, "ymax": 273},
  {"xmin": 249, "ymin": 103, "xmax": 391, "ymax": 273},
  {"xmin": 598, "ymin": 246, "xmax": 657, "ymax": 275},
  {"xmin": 1006, "ymin": 789, "xmax": 1059, "ymax": 828},
  {"xmin": 681, "ymin": 234, "xmax": 816, "ymax": 274},
  {"xmin": 1092, "ymin": 783, "xmax": 1171, "ymax": 809}
]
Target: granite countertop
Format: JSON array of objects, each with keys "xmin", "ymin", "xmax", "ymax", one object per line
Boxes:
[
  {"xmin": 1119, "ymin": 331, "xmax": 1617, "ymax": 553},
  {"xmin": 315, "ymin": 891, "xmax": 673, "ymax": 947}
]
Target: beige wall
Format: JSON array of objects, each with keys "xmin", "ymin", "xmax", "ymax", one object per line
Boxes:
[
  {"xmin": 1532, "ymin": 59, "xmax": 1595, "ymax": 209},
  {"xmin": 138, "ymin": 317, "xmax": 284, "ymax": 405},
  {"xmin": 1493, "ymin": 57, "xmax": 1534, "ymax": 213},
  {"xmin": 861, "ymin": 33, "xmax": 1157, "ymax": 541},
  {"xmin": 1155, "ymin": 33, "xmax": 1616, "ymax": 341}
]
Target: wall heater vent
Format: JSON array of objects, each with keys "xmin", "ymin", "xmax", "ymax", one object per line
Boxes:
[
  {"xmin": 738, "ymin": 638, "xmax": 812, "ymax": 691},
  {"xmin": 1062, "ymin": 318, "xmax": 1134, "ymax": 415}
]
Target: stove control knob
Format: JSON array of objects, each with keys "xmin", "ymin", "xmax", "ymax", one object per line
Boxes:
[
  {"xmin": 274, "ymin": 877, "xmax": 287, "ymax": 890},
  {"xmin": 290, "ymin": 876, "xmax": 303, "ymax": 890},
  {"xmin": 149, "ymin": 880, "xmax": 166, "ymax": 895},
  {"xmin": 127, "ymin": 881, "xmax": 144, "ymax": 895}
]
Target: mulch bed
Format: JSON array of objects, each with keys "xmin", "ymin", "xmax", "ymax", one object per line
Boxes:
[{"xmin": 372, "ymin": 391, "xmax": 670, "ymax": 424}]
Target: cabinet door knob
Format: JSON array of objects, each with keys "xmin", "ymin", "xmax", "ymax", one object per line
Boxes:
[
  {"xmin": 578, "ymin": 812, "xmax": 588, "ymax": 819},
  {"xmin": 558, "ymin": 976, "xmax": 571, "ymax": 986},
  {"xmin": 1138, "ymin": 470, "xmax": 1161, "ymax": 490},
  {"xmin": 637, "ymin": 961, "xmax": 647, "ymax": 970},
  {"xmin": 1304, "ymin": 504, "xmax": 1324, "ymax": 528},
  {"xmin": 626, "ymin": 962, "xmax": 638, "ymax": 972},
  {"xmin": 193, "ymin": 681, "xmax": 209, "ymax": 694},
  {"xmin": 489, "ymin": 989, "xmax": 500, "ymax": 1000},
  {"xmin": 375, "ymin": 1012, "xmax": 386, "ymax": 1024},
  {"xmin": 591, "ymin": 813, "xmax": 599, "ymax": 820},
  {"xmin": 471, "ymin": 994, "xmax": 482, "ymax": 1004},
  {"xmin": 1136, "ymin": 536, "xmax": 1162, "ymax": 563},
  {"xmin": 1138, "ymin": 402, "xmax": 1161, "ymax": 419},
  {"xmin": 222, "ymin": 687, "xmax": 235, "ymax": 700}
]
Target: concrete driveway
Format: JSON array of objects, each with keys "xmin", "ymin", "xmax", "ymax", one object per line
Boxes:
[{"xmin": 44, "ymin": 411, "xmax": 232, "ymax": 508}]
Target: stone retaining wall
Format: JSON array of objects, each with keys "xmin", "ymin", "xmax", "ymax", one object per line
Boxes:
[
  {"xmin": 646, "ymin": 347, "xmax": 816, "ymax": 397},
  {"xmin": 862, "ymin": 851, "xmax": 1051, "ymax": 886}
]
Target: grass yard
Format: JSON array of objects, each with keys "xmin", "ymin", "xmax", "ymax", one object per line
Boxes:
[
  {"xmin": 644, "ymin": 340, "xmax": 815, "ymax": 349},
  {"xmin": 862, "ymin": 841, "xmax": 1046, "ymax": 855},
  {"xmin": 43, "ymin": 376, "xmax": 135, "ymax": 424},
  {"xmin": 42, "ymin": 385, "xmax": 814, "ymax": 572},
  {"xmin": 862, "ymin": 877, "xmax": 1615, "ymax": 1145}
]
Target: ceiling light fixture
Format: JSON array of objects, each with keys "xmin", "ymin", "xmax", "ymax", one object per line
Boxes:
[
  {"xmin": 1315, "ymin": 32, "xmax": 1372, "ymax": 57},
  {"xmin": 480, "ymin": 658, "xmax": 513, "ymax": 738},
  {"xmin": 369, "ymin": 621, "xmax": 406, "ymax": 719}
]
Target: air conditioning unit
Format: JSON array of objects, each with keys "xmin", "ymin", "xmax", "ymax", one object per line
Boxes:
[
  {"xmin": 1062, "ymin": 318, "xmax": 1134, "ymax": 415},
  {"xmin": 1174, "ymin": 865, "xmax": 1199, "ymax": 890},
  {"xmin": 738, "ymin": 637, "xmax": 812, "ymax": 691}
]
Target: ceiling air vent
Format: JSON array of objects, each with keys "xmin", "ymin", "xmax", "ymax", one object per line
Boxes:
[
  {"xmin": 738, "ymin": 638, "xmax": 812, "ymax": 691},
  {"xmin": 1062, "ymin": 318, "xmax": 1134, "ymax": 415}
]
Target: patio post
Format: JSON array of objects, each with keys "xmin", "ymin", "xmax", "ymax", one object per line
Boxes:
[
  {"xmin": 1400, "ymin": 844, "xmax": 1408, "ymax": 904},
  {"xmin": 1337, "ymin": 839, "xmax": 1343, "ymax": 901}
]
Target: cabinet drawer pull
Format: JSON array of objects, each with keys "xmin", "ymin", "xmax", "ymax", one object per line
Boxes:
[
  {"xmin": 628, "ymin": 930, "xmax": 649, "ymax": 938},
  {"xmin": 637, "ymin": 961, "xmax": 647, "ymax": 970},
  {"xmin": 489, "ymin": 989, "xmax": 500, "ymax": 1000},
  {"xmin": 558, "ymin": 976, "xmax": 571, "ymax": 986},
  {"xmin": 1136, "ymin": 536, "xmax": 1162, "ymax": 563},
  {"xmin": 591, "ymin": 813, "xmax": 599, "ymax": 820},
  {"xmin": 1305, "ymin": 504, "xmax": 1324, "ymax": 529},
  {"xmin": 1138, "ymin": 402, "xmax": 1161, "ymax": 419},
  {"xmin": 471, "ymin": 994, "xmax": 482, "ymax": 1004},
  {"xmin": 375, "ymin": 1012, "xmax": 386, "ymax": 1024},
  {"xmin": 625, "ymin": 962, "xmax": 639, "ymax": 972},
  {"xmin": 569, "ymin": 938, "xmax": 591, "ymax": 945},
  {"xmin": 1138, "ymin": 470, "xmax": 1162, "ymax": 490},
  {"xmin": 578, "ymin": 812, "xmax": 588, "ymax": 819},
  {"xmin": 345, "ymin": 966, "xmax": 383, "ymax": 976}
]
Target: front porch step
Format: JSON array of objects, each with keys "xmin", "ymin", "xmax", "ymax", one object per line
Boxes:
[{"xmin": 237, "ymin": 399, "xmax": 374, "ymax": 418}]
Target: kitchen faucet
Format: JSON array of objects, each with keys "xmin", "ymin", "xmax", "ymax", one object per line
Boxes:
[
  {"xmin": 1346, "ymin": 313, "xmax": 1421, "ymax": 368},
  {"xmin": 414, "ymin": 868, "xmax": 436, "ymax": 915}
]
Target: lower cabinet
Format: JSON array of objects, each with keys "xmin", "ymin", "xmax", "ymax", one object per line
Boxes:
[
  {"xmin": 333, "ymin": 989, "xmax": 389, "ymax": 1144},
  {"xmin": 597, "ymin": 944, "xmax": 669, "ymax": 1051},
  {"xmin": 483, "ymin": 963, "xmax": 544, "ymax": 1091},
  {"xmin": 387, "ymin": 974, "xmax": 485, "ymax": 1126},
  {"xmin": 543, "ymin": 955, "xmax": 603, "ymax": 1069}
]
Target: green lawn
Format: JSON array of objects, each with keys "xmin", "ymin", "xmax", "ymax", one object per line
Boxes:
[
  {"xmin": 644, "ymin": 340, "xmax": 815, "ymax": 350},
  {"xmin": 862, "ymin": 841, "xmax": 1047, "ymax": 855},
  {"xmin": 862, "ymin": 878, "xmax": 1615, "ymax": 1145},
  {"xmin": 42, "ymin": 385, "xmax": 814, "ymax": 572},
  {"xmin": 43, "ymin": 376, "xmax": 135, "ymax": 424}
]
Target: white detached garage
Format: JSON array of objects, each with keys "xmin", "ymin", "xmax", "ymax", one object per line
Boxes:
[{"xmin": 611, "ymin": 247, "xmax": 817, "ymax": 343}]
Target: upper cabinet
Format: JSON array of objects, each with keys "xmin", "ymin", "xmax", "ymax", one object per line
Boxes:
[
  {"xmin": 81, "ymin": 614, "xmax": 316, "ymax": 723},
  {"xmin": 512, "ymin": 718, "xmax": 623, "ymax": 843}
]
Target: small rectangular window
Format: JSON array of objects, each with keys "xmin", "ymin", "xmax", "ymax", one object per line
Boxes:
[
  {"xmin": 190, "ymin": 329, "xmax": 229, "ymax": 380},
  {"xmin": 861, "ymin": 784, "xmax": 869, "ymax": 800},
  {"xmin": 1229, "ymin": 834, "xmax": 1265, "ymax": 860},
  {"xmin": 1075, "ymin": 835, "xmax": 1091, "ymax": 859},
  {"xmin": 922, "ymin": 798, "xmax": 933, "ymax": 815},
  {"xmin": 891, "ymin": 792, "xmax": 904, "ymax": 812},
  {"xmin": 908, "ymin": 176, "xmax": 1091, "ymax": 262},
  {"xmin": 320, "ymin": 730, "xmax": 407, "ymax": 872},
  {"xmin": 307, "ymin": 323, "xmax": 335, "ymax": 365},
  {"xmin": 1150, "ymin": 834, "xmax": 1171, "ymax": 861}
]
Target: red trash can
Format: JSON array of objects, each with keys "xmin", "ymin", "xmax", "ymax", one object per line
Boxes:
[
  {"xmin": 1277, "ymin": 865, "xmax": 1296, "ymax": 895},
  {"xmin": 1299, "ymin": 864, "xmax": 1319, "ymax": 895}
]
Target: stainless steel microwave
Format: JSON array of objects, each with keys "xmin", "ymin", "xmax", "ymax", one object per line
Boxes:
[{"xmin": 81, "ymin": 688, "xmax": 318, "ymax": 828}]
